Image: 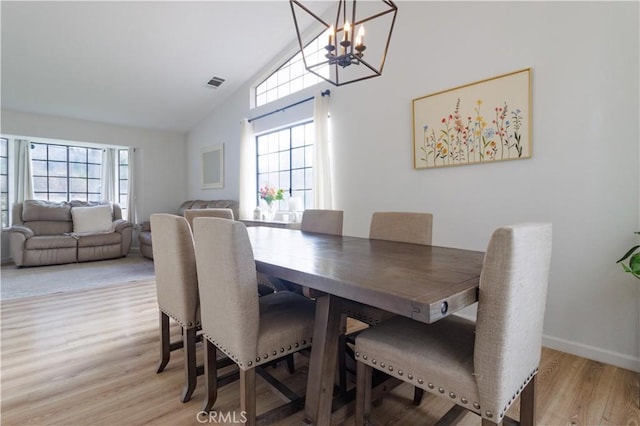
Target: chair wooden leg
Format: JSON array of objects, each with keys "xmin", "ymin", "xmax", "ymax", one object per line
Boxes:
[
  {"xmin": 156, "ymin": 311, "xmax": 170, "ymax": 373},
  {"xmin": 355, "ymin": 360, "xmax": 372, "ymax": 426},
  {"xmin": 286, "ymin": 354, "xmax": 295, "ymax": 374},
  {"xmin": 413, "ymin": 387, "xmax": 424, "ymax": 405},
  {"xmin": 241, "ymin": 368, "xmax": 257, "ymax": 426},
  {"xmin": 520, "ymin": 375, "xmax": 537, "ymax": 426},
  {"xmin": 338, "ymin": 333, "xmax": 347, "ymax": 395},
  {"xmin": 180, "ymin": 326, "xmax": 197, "ymax": 403},
  {"xmin": 201, "ymin": 339, "xmax": 219, "ymax": 412}
]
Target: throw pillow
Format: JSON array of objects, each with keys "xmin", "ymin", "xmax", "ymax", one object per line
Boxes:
[{"xmin": 71, "ymin": 204, "xmax": 114, "ymax": 235}]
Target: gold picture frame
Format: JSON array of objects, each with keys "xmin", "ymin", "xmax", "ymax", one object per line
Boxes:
[
  {"xmin": 201, "ymin": 144, "xmax": 224, "ymax": 189},
  {"xmin": 413, "ymin": 68, "xmax": 532, "ymax": 169}
]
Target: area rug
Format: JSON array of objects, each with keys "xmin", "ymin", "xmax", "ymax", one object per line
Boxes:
[{"xmin": 0, "ymin": 253, "xmax": 156, "ymax": 300}]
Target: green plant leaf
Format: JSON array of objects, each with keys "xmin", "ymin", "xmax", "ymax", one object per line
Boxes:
[{"xmin": 616, "ymin": 245, "xmax": 640, "ymax": 263}]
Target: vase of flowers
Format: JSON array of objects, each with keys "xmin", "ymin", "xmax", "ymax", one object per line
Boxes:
[{"xmin": 259, "ymin": 185, "xmax": 284, "ymax": 220}]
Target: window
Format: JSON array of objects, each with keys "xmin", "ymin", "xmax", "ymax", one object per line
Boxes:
[
  {"xmin": 256, "ymin": 121, "xmax": 314, "ymax": 210},
  {"xmin": 118, "ymin": 149, "xmax": 128, "ymax": 218},
  {"xmin": 32, "ymin": 142, "xmax": 102, "ymax": 202},
  {"xmin": 1, "ymin": 138, "xmax": 8, "ymax": 227},
  {"xmin": 255, "ymin": 36, "xmax": 329, "ymax": 108}
]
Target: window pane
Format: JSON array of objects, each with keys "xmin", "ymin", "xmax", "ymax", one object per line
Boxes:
[
  {"xmin": 49, "ymin": 162, "xmax": 67, "ymax": 177},
  {"xmin": 279, "ymin": 151, "xmax": 290, "ymax": 171},
  {"xmin": 0, "ymin": 175, "xmax": 6, "ymax": 192},
  {"xmin": 0, "ymin": 157, "xmax": 6, "ymax": 175},
  {"xmin": 49, "ymin": 177, "xmax": 67, "ymax": 192},
  {"xmin": 49, "ymin": 145, "xmax": 67, "ymax": 161},
  {"xmin": 305, "ymin": 145, "xmax": 313, "ymax": 167},
  {"xmin": 69, "ymin": 178, "xmax": 86, "ymax": 193},
  {"xmin": 119, "ymin": 150, "xmax": 128, "ymax": 165},
  {"xmin": 119, "ymin": 180, "xmax": 128, "ymax": 194},
  {"xmin": 32, "ymin": 160, "xmax": 47, "ymax": 176},
  {"xmin": 69, "ymin": 163, "xmax": 87, "ymax": 178},
  {"xmin": 258, "ymin": 156, "xmax": 269, "ymax": 174},
  {"xmin": 291, "ymin": 169, "xmax": 305, "ymax": 190},
  {"xmin": 291, "ymin": 147, "xmax": 305, "ymax": 169},
  {"xmin": 278, "ymin": 130, "xmax": 290, "ymax": 151},
  {"xmin": 49, "ymin": 193, "xmax": 67, "ymax": 202},
  {"xmin": 70, "ymin": 193, "xmax": 88, "ymax": 201},
  {"xmin": 292, "ymin": 126, "xmax": 305, "ymax": 148},
  {"xmin": 89, "ymin": 164, "xmax": 101, "ymax": 179},
  {"xmin": 118, "ymin": 165, "xmax": 127, "ymax": 180},
  {"xmin": 88, "ymin": 193, "xmax": 101, "ymax": 202},
  {"xmin": 68, "ymin": 147, "xmax": 86, "ymax": 162},
  {"xmin": 88, "ymin": 149, "xmax": 101, "ymax": 163},
  {"xmin": 88, "ymin": 179, "xmax": 101, "ymax": 193},
  {"xmin": 31, "ymin": 144, "xmax": 47, "ymax": 160},
  {"xmin": 33, "ymin": 177, "xmax": 48, "ymax": 192}
]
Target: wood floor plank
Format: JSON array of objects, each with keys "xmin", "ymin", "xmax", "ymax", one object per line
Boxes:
[{"xmin": 1, "ymin": 279, "xmax": 638, "ymax": 426}]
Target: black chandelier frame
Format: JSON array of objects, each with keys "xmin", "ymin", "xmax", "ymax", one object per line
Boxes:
[{"xmin": 289, "ymin": 0, "xmax": 397, "ymax": 87}]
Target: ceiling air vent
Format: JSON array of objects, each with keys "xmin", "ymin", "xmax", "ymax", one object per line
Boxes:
[{"xmin": 207, "ymin": 76, "xmax": 225, "ymax": 88}]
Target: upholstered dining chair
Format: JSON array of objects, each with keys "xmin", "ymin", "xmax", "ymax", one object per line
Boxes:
[
  {"xmin": 354, "ymin": 223, "xmax": 553, "ymax": 426},
  {"xmin": 183, "ymin": 208, "xmax": 234, "ymax": 230},
  {"xmin": 301, "ymin": 209, "xmax": 344, "ymax": 235},
  {"xmin": 340, "ymin": 211, "xmax": 433, "ymax": 401},
  {"xmin": 192, "ymin": 217, "xmax": 316, "ymax": 423},
  {"xmin": 150, "ymin": 213, "xmax": 201, "ymax": 403},
  {"xmin": 151, "ymin": 213, "xmax": 238, "ymax": 403}
]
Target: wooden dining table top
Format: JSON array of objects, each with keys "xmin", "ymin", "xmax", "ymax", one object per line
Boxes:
[{"xmin": 246, "ymin": 226, "xmax": 485, "ymax": 323}]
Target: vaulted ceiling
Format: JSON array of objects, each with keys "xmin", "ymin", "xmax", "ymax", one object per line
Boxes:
[{"xmin": 1, "ymin": 1, "xmax": 310, "ymax": 133}]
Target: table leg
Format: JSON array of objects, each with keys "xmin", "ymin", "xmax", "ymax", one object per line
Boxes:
[{"xmin": 303, "ymin": 293, "xmax": 344, "ymax": 425}]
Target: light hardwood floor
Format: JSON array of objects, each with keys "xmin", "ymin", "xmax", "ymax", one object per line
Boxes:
[{"xmin": 1, "ymin": 279, "xmax": 638, "ymax": 425}]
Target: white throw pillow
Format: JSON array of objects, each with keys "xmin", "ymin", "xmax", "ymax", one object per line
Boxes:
[{"xmin": 71, "ymin": 204, "xmax": 114, "ymax": 235}]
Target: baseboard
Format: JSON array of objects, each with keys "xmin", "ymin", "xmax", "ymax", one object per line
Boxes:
[
  {"xmin": 542, "ymin": 335, "xmax": 640, "ymax": 373},
  {"xmin": 454, "ymin": 312, "xmax": 640, "ymax": 373}
]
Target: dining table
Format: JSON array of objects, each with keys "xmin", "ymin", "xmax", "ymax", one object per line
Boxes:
[{"xmin": 246, "ymin": 226, "xmax": 485, "ymax": 425}]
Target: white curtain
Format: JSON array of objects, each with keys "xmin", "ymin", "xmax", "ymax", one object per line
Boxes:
[
  {"xmin": 100, "ymin": 148, "xmax": 117, "ymax": 202},
  {"xmin": 126, "ymin": 147, "xmax": 137, "ymax": 223},
  {"xmin": 313, "ymin": 93, "xmax": 333, "ymax": 209},
  {"xmin": 16, "ymin": 139, "xmax": 33, "ymax": 202},
  {"xmin": 238, "ymin": 118, "xmax": 256, "ymax": 220}
]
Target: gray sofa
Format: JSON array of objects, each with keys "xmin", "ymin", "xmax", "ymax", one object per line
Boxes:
[
  {"xmin": 9, "ymin": 200, "xmax": 133, "ymax": 267},
  {"xmin": 139, "ymin": 199, "xmax": 239, "ymax": 260}
]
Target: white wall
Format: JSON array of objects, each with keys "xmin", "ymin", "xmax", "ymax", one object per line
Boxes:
[
  {"xmin": 191, "ymin": 1, "xmax": 639, "ymax": 371},
  {"xmin": 1, "ymin": 109, "xmax": 189, "ymax": 257}
]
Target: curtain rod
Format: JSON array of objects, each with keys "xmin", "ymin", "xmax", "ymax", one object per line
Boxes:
[{"xmin": 248, "ymin": 89, "xmax": 330, "ymax": 123}]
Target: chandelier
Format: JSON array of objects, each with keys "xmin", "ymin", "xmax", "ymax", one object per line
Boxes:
[{"xmin": 290, "ymin": 0, "xmax": 397, "ymax": 86}]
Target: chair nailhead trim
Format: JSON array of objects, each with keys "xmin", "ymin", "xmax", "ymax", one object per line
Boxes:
[
  {"xmin": 355, "ymin": 351, "xmax": 489, "ymax": 418},
  {"xmin": 273, "ymin": 351, "xmax": 277, "ymax": 356}
]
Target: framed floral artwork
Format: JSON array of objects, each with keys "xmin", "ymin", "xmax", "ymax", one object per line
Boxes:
[{"xmin": 413, "ymin": 68, "xmax": 531, "ymax": 169}]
